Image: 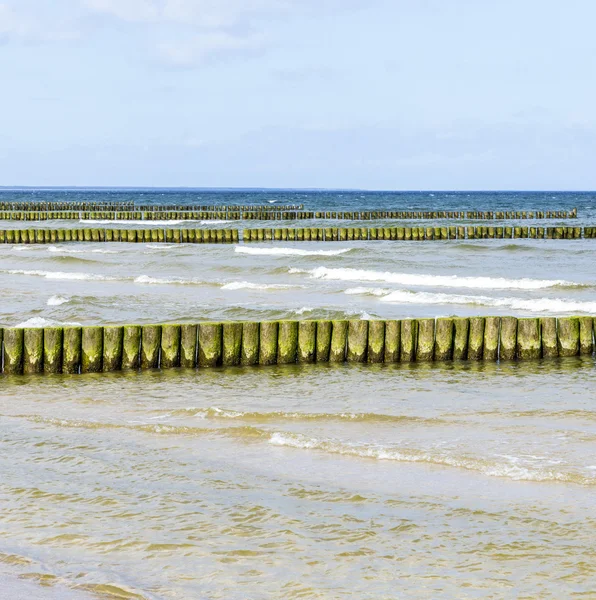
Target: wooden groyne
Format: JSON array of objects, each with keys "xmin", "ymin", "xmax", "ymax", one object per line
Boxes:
[
  {"xmin": 1, "ymin": 225, "xmax": 596, "ymax": 244},
  {"xmin": 0, "ymin": 316, "xmax": 593, "ymax": 375},
  {"xmin": 0, "ymin": 208, "xmax": 577, "ymax": 221},
  {"xmin": 244, "ymin": 225, "xmax": 595, "ymax": 240},
  {"xmin": 0, "ymin": 228, "xmax": 239, "ymax": 244}
]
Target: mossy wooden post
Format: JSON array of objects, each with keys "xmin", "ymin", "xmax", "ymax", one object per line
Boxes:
[
  {"xmin": 416, "ymin": 318, "xmax": 434, "ymax": 361},
  {"xmin": 540, "ymin": 317, "xmax": 558, "ymax": 358},
  {"xmin": 259, "ymin": 321, "xmax": 278, "ymax": 365},
  {"xmin": 122, "ymin": 325, "xmax": 141, "ymax": 370},
  {"xmin": 180, "ymin": 324, "xmax": 197, "ymax": 368},
  {"xmin": 297, "ymin": 320, "xmax": 316, "ymax": 363},
  {"xmin": 367, "ymin": 320, "xmax": 385, "ymax": 363},
  {"xmin": 434, "ymin": 318, "xmax": 454, "ymax": 360},
  {"xmin": 315, "ymin": 320, "xmax": 332, "ymax": 363},
  {"xmin": 103, "ymin": 326, "xmax": 123, "ymax": 371},
  {"xmin": 468, "ymin": 317, "xmax": 485, "ymax": 360},
  {"xmin": 23, "ymin": 328, "xmax": 44, "ymax": 373},
  {"xmin": 63, "ymin": 327, "xmax": 82, "ymax": 374},
  {"xmin": 82, "ymin": 326, "xmax": 103, "ymax": 373},
  {"xmin": 329, "ymin": 320, "xmax": 348, "ymax": 362},
  {"xmin": 277, "ymin": 320, "xmax": 298, "ymax": 364},
  {"xmin": 483, "ymin": 316, "xmax": 500, "ymax": 361},
  {"xmin": 578, "ymin": 316, "xmax": 594, "ymax": 355},
  {"xmin": 516, "ymin": 318, "xmax": 541, "ymax": 359},
  {"xmin": 499, "ymin": 316, "xmax": 517, "ymax": 360},
  {"xmin": 241, "ymin": 322, "xmax": 259, "ymax": 365},
  {"xmin": 557, "ymin": 316, "xmax": 580, "ymax": 357},
  {"xmin": 43, "ymin": 327, "xmax": 63, "ymax": 374},
  {"xmin": 221, "ymin": 322, "xmax": 242, "ymax": 367},
  {"xmin": 346, "ymin": 320, "xmax": 368, "ymax": 362},
  {"xmin": 161, "ymin": 324, "xmax": 181, "ymax": 368},
  {"xmin": 141, "ymin": 325, "xmax": 162, "ymax": 369},
  {"xmin": 400, "ymin": 319, "xmax": 418, "ymax": 362},
  {"xmin": 384, "ymin": 320, "xmax": 400, "ymax": 363},
  {"xmin": 453, "ymin": 317, "xmax": 469, "ymax": 360},
  {"xmin": 3, "ymin": 328, "xmax": 24, "ymax": 374},
  {"xmin": 197, "ymin": 323, "xmax": 222, "ymax": 367}
]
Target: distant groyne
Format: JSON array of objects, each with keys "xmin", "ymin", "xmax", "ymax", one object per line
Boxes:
[
  {"xmin": 0, "ymin": 208, "xmax": 577, "ymax": 221},
  {"xmin": 1, "ymin": 316, "xmax": 593, "ymax": 375}
]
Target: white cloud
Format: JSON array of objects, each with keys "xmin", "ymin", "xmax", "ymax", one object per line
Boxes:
[
  {"xmin": 157, "ymin": 31, "xmax": 267, "ymax": 66},
  {"xmin": 82, "ymin": 0, "xmax": 370, "ymax": 66},
  {"xmin": 0, "ymin": 2, "xmax": 79, "ymax": 43}
]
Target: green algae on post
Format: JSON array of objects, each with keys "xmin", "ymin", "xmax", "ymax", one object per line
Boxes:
[
  {"xmin": 103, "ymin": 326, "xmax": 124, "ymax": 372},
  {"xmin": 277, "ymin": 320, "xmax": 298, "ymax": 365},
  {"xmin": 258, "ymin": 322, "xmax": 279, "ymax": 366},
  {"xmin": 367, "ymin": 320, "xmax": 385, "ymax": 363},
  {"xmin": 434, "ymin": 318, "xmax": 454, "ymax": 361},
  {"xmin": 516, "ymin": 318, "xmax": 542, "ymax": 360},
  {"xmin": 315, "ymin": 320, "xmax": 332, "ymax": 363},
  {"xmin": 400, "ymin": 320, "xmax": 418, "ymax": 362},
  {"xmin": 483, "ymin": 317, "xmax": 500, "ymax": 361},
  {"xmin": 416, "ymin": 319, "xmax": 434, "ymax": 362},
  {"xmin": 453, "ymin": 317, "xmax": 469, "ymax": 360},
  {"xmin": 82, "ymin": 326, "xmax": 103, "ymax": 373},
  {"xmin": 499, "ymin": 317, "xmax": 518, "ymax": 361},
  {"xmin": 198, "ymin": 323, "xmax": 223, "ymax": 368},
  {"xmin": 557, "ymin": 317, "xmax": 580, "ymax": 357},
  {"xmin": 329, "ymin": 320, "xmax": 348, "ymax": 363},
  {"xmin": 540, "ymin": 317, "xmax": 558, "ymax": 358},
  {"xmin": 467, "ymin": 317, "xmax": 485, "ymax": 361},
  {"xmin": 297, "ymin": 320, "xmax": 316, "ymax": 364},
  {"xmin": 122, "ymin": 325, "xmax": 142, "ymax": 370},
  {"xmin": 3, "ymin": 328, "xmax": 24, "ymax": 375},
  {"xmin": 43, "ymin": 327, "xmax": 63, "ymax": 374},
  {"xmin": 23, "ymin": 328, "xmax": 44, "ymax": 374},
  {"xmin": 141, "ymin": 325, "xmax": 162, "ymax": 369},
  {"xmin": 161, "ymin": 324, "xmax": 181, "ymax": 369},
  {"xmin": 180, "ymin": 324, "xmax": 198, "ymax": 368},
  {"xmin": 383, "ymin": 320, "xmax": 400, "ymax": 363},
  {"xmin": 222, "ymin": 322, "xmax": 242, "ymax": 367}
]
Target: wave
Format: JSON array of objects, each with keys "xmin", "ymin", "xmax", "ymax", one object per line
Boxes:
[
  {"xmin": 235, "ymin": 246, "xmax": 353, "ymax": 257},
  {"xmin": 47, "ymin": 295, "xmax": 70, "ymax": 306},
  {"xmin": 146, "ymin": 244, "xmax": 179, "ymax": 249},
  {"xmin": 5, "ymin": 269, "xmax": 117, "ymax": 282},
  {"xmin": 14, "ymin": 317, "xmax": 81, "ymax": 328},
  {"xmin": 353, "ymin": 288, "xmax": 596, "ymax": 314},
  {"xmin": 47, "ymin": 245, "xmax": 118, "ymax": 254},
  {"xmin": 221, "ymin": 281, "xmax": 302, "ymax": 291},
  {"xmin": 268, "ymin": 432, "xmax": 595, "ymax": 485},
  {"xmin": 134, "ymin": 275, "xmax": 207, "ymax": 286},
  {"xmin": 291, "ymin": 266, "xmax": 581, "ymax": 290},
  {"xmin": 156, "ymin": 406, "xmax": 448, "ymax": 425},
  {"xmin": 200, "ymin": 220, "xmax": 232, "ymax": 225}
]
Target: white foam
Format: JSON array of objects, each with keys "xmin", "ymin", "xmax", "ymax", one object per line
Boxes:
[
  {"xmin": 15, "ymin": 317, "xmax": 81, "ymax": 328},
  {"xmin": 221, "ymin": 281, "xmax": 301, "ymax": 291},
  {"xmin": 47, "ymin": 245, "xmax": 118, "ymax": 255},
  {"xmin": 134, "ymin": 275, "xmax": 205, "ymax": 286},
  {"xmin": 235, "ymin": 246, "xmax": 352, "ymax": 257},
  {"xmin": 267, "ymin": 432, "xmax": 588, "ymax": 484},
  {"xmin": 200, "ymin": 220, "xmax": 232, "ymax": 225},
  {"xmin": 376, "ymin": 289, "xmax": 596, "ymax": 313},
  {"xmin": 293, "ymin": 266, "xmax": 577, "ymax": 290},
  {"xmin": 47, "ymin": 295, "xmax": 70, "ymax": 306},
  {"xmin": 145, "ymin": 244, "xmax": 178, "ymax": 249},
  {"xmin": 6, "ymin": 269, "xmax": 115, "ymax": 281},
  {"xmin": 294, "ymin": 307, "xmax": 313, "ymax": 315}
]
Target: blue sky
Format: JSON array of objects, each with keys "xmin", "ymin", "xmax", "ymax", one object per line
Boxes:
[{"xmin": 0, "ymin": 0, "xmax": 595, "ymax": 189}]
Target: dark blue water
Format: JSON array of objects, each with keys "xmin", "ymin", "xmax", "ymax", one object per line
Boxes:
[{"xmin": 0, "ymin": 189, "xmax": 595, "ymax": 217}]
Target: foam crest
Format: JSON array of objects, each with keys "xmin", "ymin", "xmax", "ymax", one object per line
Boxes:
[
  {"xmin": 6, "ymin": 269, "xmax": 116, "ymax": 282},
  {"xmin": 268, "ymin": 432, "xmax": 595, "ymax": 485},
  {"xmin": 235, "ymin": 246, "xmax": 353, "ymax": 257},
  {"xmin": 134, "ymin": 275, "xmax": 206, "ymax": 286},
  {"xmin": 374, "ymin": 289, "xmax": 596, "ymax": 313},
  {"xmin": 47, "ymin": 295, "xmax": 70, "ymax": 306},
  {"xmin": 221, "ymin": 281, "xmax": 302, "ymax": 291},
  {"xmin": 47, "ymin": 245, "xmax": 118, "ymax": 254},
  {"xmin": 15, "ymin": 317, "xmax": 81, "ymax": 328},
  {"xmin": 295, "ymin": 266, "xmax": 578, "ymax": 290}
]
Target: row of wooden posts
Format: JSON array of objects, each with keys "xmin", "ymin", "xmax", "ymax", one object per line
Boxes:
[
  {"xmin": 2, "ymin": 225, "xmax": 594, "ymax": 244},
  {"xmin": 0, "ymin": 209, "xmax": 578, "ymax": 222},
  {"xmin": 243, "ymin": 225, "xmax": 595, "ymax": 241},
  {"xmin": 0, "ymin": 203, "xmax": 302, "ymax": 212},
  {"xmin": 0, "ymin": 316, "xmax": 593, "ymax": 375}
]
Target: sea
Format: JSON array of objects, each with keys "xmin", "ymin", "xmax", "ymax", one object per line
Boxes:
[{"xmin": 0, "ymin": 189, "xmax": 594, "ymax": 599}]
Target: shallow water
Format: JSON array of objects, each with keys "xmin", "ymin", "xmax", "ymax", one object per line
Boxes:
[
  {"xmin": 0, "ymin": 360, "xmax": 595, "ymax": 598},
  {"xmin": 0, "ymin": 190, "xmax": 595, "ymax": 599}
]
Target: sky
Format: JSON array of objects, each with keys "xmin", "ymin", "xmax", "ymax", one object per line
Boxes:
[{"xmin": 0, "ymin": 0, "xmax": 595, "ymax": 189}]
